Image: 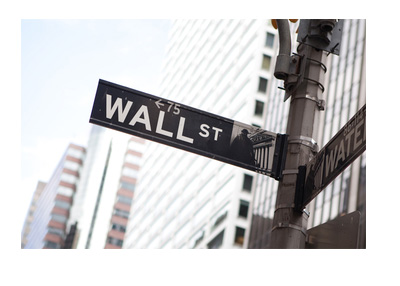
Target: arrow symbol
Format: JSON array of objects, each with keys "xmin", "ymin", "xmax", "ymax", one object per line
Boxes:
[{"xmin": 155, "ymin": 99, "xmax": 164, "ymax": 109}]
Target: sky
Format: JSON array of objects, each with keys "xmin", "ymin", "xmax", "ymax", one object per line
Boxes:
[{"xmin": 20, "ymin": 19, "xmax": 171, "ymax": 228}]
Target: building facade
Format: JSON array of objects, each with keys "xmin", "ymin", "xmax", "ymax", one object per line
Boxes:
[
  {"xmin": 22, "ymin": 126, "xmax": 146, "ymax": 249},
  {"xmin": 124, "ymin": 19, "xmax": 279, "ymax": 249},
  {"xmin": 22, "ymin": 143, "xmax": 86, "ymax": 249},
  {"xmin": 248, "ymin": 19, "xmax": 366, "ymax": 248},
  {"xmin": 68, "ymin": 125, "xmax": 146, "ymax": 249},
  {"xmin": 21, "ymin": 181, "xmax": 46, "ymax": 248}
]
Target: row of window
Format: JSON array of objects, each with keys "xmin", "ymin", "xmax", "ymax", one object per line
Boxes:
[
  {"xmin": 107, "ymin": 236, "xmax": 123, "ymax": 247},
  {"xmin": 45, "ymin": 197, "xmax": 71, "ymax": 248},
  {"xmin": 119, "ymin": 181, "xmax": 135, "ymax": 192},
  {"xmin": 111, "ymin": 223, "xmax": 126, "ymax": 233},
  {"xmin": 66, "ymin": 147, "xmax": 85, "ymax": 160},
  {"xmin": 106, "ymin": 152, "xmax": 139, "ymax": 248},
  {"xmin": 125, "ymin": 23, "xmax": 272, "ymax": 249},
  {"xmin": 121, "ymin": 166, "xmax": 138, "ymax": 178},
  {"xmin": 57, "ymin": 185, "xmax": 74, "ymax": 197},
  {"xmin": 206, "ymin": 226, "xmax": 246, "ymax": 249},
  {"xmin": 44, "ymin": 241, "xmax": 60, "ymax": 249},
  {"xmin": 127, "ymin": 172, "xmax": 252, "ymax": 249},
  {"xmin": 113, "ymin": 208, "xmax": 130, "ymax": 219},
  {"xmin": 51, "ymin": 213, "xmax": 67, "ymax": 224}
]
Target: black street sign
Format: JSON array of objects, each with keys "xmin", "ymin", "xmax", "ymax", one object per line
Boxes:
[
  {"xmin": 295, "ymin": 104, "xmax": 366, "ymax": 210},
  {"xmin": 306, "ymin": 211, "xmax": 360, "ymax": 249},
  {"xmin": 90, "ymin": 79, "xmax": 288, "ymax": 179}
]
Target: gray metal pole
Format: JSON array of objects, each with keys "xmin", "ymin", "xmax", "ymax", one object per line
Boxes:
[{"xmin": 270, "ymin": 26, "xmax": 327, "ymax": 248}]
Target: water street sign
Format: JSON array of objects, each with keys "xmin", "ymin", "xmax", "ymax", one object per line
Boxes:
[
  {"xmin": 90, "ymin": 79, "xmax": 288, "ymax": 179},
  {"xmin": 295, "ymin": 104, "xmax": 366, "ymax": 210}
]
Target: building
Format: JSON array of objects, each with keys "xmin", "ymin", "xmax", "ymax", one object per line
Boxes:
[
  {"xmin": 68, "ymin": 125, "xmax": 146, "ymax": 249},
  {"xmin": 124, "ymin": 19, "xmax": 279, "ymax": 249},
  {"xmin": 248, "ymin": 19, "xmax": 366, "ymax": 248},
  {"xmin": 22, "ymin": 143, "xmax": 86, "ymax": 249},
  {"xmin": 22, "ymin": 126, "xmax": 146, "ymax": 249},
  {"xmin": 124, "ymin": 19, "xmax": 366, "ymax": 249},
  {"xmin": 21, "ymin": 181, "xmax": 46, "ymax": 248}
]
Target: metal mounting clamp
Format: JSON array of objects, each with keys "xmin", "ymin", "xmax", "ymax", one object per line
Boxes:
[
  {"xmin": 294, "ymin": 94, "xmax": 325, "ymax": 110},
  {"xmin": 288, "ymin": 135, "xmax": 319, "ymax": 153},
  {"xmin": 271, "ymin": 223, "xmax": 307, "ymax": 236}
]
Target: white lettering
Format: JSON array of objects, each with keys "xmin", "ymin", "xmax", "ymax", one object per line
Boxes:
[
  {"xmin": 325, "ymin": 145, "xmax": 337, "ymax": 178},
  {"xmin": 335, "ymin": 140, "xmax": 346, "ymax": 168},
  {"xmin": 106, "ymin": 94, "xmax": 132, "ymax": 123},
  {"xmin": 199, "ymin": 124, "xmax": 210, "ymax": 138},
  {"xmin": 129, "ymin": 105, "xmax": 152, "ymax": 131},
  {"xmin": 156, "ymin": 111, "xmax": 173, "ymax": 137},
  {"xmin": 354, "ymin": 119, "xmax": 364, "ymax": 150},
  {"xmin": 177, "ymin": 117, "xmax": 194, "ymax": 144},
  {"xmin": 344, "ymin": 128, "xmax": 354, "ymax": 156},
  {"xmin": 212, "ymin": 127, "xmax": 223, "ymax": 141}
]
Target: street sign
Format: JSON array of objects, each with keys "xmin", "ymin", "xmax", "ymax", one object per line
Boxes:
[
  {"xmin": 295, "ymin": 104, "xmax": 366, "ymax": 210},
  {"xmin": 306, "ymin": 211, "xmax": 360, "ymax": 249},
  {"xmin": 90, "ymin": 79, "xmax": 288, "ymax": 179}
]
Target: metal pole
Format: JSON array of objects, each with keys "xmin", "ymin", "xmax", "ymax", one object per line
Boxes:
[{"xmin": 270, "ymin": 22, "xmax": 328, "ymax": 248}]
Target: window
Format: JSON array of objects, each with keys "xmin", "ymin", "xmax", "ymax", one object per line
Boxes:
[
  {"xmin": 125, "ymin": 153, "xmax": 141, "ymax": 165},
  {"xmin": 190, "ymin": 228, "xmax": 205, "ymax": 248},
  {"xmin": 48, "ymin": 227, "xmax": 64, "ymax": 237},
  {"xmin": 63, "ymin": 160, "xmax": 80, "ymax": 172},
  {"xmin": 207, "ymin": 230, "xmax": 224, "ymax": 249},
  {"xmin": 212, "ymin": 211, "xmax": 228, "ymax": 229},
  {"xmin": 44, "ymin": 241, "xmax": 60, "ymax": 249},
  {"xmin": 67, "ymin": 148, "xmax": 84, "ymax": 160},
  {"xmin": 122, "ymin": 167, "xmax": 138, "ymax": 178},
  {"xmin": 60, "ymin": 173, "xmax": 77, "ymax": 185},
  {"xmin": 111, "ymin": 223, "xmax": 126, "ymax": 233},
  {"xmin": 258, "ymin": 77, "xmax": 268, "ymax": 93},
  {"xmin": 238, "ymin": 200, "xmax": 249, "ymax": 218},
  {"xmin": 265, "ymin": 32, "xmax": 275, "ymax": 48},
  {"xmin": 57, "ymin": 185, "xmax": 74, "ymax": 197},
  {"xmin": 51, "ymin": 213, "xmax": 67, "ymax": 223},
  {"xmin": 54, "ymin": 200, "xmax": 71, "ymax": 210},
  {"xmin": 254, "ymin": 100, "xmax": 264, "ymax": 116},
  {"xmin": 113, "ymin": 208, "xmax": 130, "ymax": 219},
  {"xmin": 242, "ymin": 174, "xmax": 253, "ymax": 192},
  {"xmin": 120, "ymin": 181, "xmax": 135, "ymax": 191},
  {"xmin": 117, "ymin": 195, "xmax": 132, "ymax": 205},
  {"xmin": 107, "ymin": 237, "xmax": 123, "ymax": 246},
  {"xmin": 261, "ymin": 54, "xmax": 271, "ymax": 70},
  {"xmin": 234, "ymin": 227, "xmax": 245, "ymax": 245}
]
